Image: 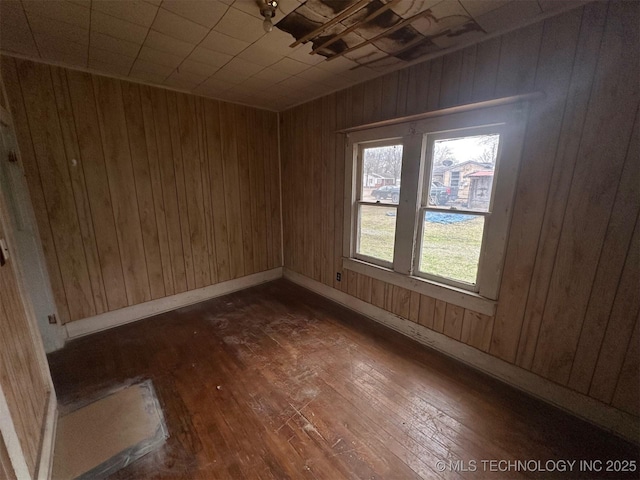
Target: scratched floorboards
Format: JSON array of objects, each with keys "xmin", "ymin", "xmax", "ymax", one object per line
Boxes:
[{"xmin": 48, "ymin": 280, "xmax": 639, "ymax": 479}]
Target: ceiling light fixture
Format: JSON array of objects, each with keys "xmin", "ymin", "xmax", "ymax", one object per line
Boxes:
[{"xmin": 258, "ymin": 0, "xmax": 278, "ymax": 33}]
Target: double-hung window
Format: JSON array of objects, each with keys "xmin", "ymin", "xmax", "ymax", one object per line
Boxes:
[{"xmin": 344, "ymin": 101, "xmax": 529, "ymax": 314}]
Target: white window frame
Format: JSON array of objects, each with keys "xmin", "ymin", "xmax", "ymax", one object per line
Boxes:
[
  {"xmin": 343, "ymin": 101, "xmax": 529, "ymax": 315},
  {"xmin": 353, "ymin": 138, "xmax": 403, "ymax": 269}
]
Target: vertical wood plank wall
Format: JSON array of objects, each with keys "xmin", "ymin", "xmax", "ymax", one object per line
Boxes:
[
  {"xmin": 1, "ymin": 57, "xmax": 282, "ymax": 324},
  {"xmin": 281, "ymin": 3, "xmax": 639, "ymax": 417},
  {"xmin": 0, "ymin": 127, "xmax": 49, "ymax": 476}
]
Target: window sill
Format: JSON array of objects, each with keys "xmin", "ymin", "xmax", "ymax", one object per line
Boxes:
[{"xmin": 342, "ymin": 257, "xmax": 497, "ymax": 316}]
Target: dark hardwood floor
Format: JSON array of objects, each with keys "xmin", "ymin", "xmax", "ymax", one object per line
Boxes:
[{"xmin": 48, "ymin": 280, "xmax": 639, "ymax": 479}]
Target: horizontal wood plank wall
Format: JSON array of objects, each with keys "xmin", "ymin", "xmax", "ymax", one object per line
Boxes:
[
  {"xmin": 280, "ymin": 3, "xmax": 640, "ymax": 418},
  {"xmin": 1, "ymin": 57, "xmax": 282, "ymax": 324}
]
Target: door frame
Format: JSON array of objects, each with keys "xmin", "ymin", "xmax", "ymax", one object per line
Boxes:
[
  {"xmin": 0, "ymin": 107, "xmax": 66, "ymax": 351},
  {"xmin": 0, "ymin": 96, "xmax": 58, "ymax": 479}
]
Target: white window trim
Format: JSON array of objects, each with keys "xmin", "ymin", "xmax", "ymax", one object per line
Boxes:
[{"xmin": 342, "ymin": 100, "xmax": 530, "ymax": 315}]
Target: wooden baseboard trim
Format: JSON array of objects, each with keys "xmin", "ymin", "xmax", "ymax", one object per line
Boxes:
[
  {"xmin": 283, "ymin": 268, "xmax": 639, "ymax": 444},
  {"xmin": 66, "ymin": 268, "xmax": 283, "ymax": 340},
  {"xmin": 35, "ymin": 392, "xmax": 57, "ymax": 480}
]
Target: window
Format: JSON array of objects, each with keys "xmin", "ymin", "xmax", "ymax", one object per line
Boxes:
[
  {"xmin": 355, "ymin": 141, "xmax": 403, "ymax": 266},
  {"xmin": 344, "ymin": 101, "xmax": 528, "ymax": 312}
]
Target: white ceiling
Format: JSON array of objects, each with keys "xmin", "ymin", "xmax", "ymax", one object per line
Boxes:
[{"xmin": 0, "ymin": 0, "xmax": 580, "ymax": 111}]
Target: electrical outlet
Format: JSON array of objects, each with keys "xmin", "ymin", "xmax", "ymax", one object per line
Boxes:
[
  {"xmin": 48, "ymin": 314, "xmax": 57, "ymax": 325},
  {"xmin": 336, "ymin": 272, "xmax": 342, "ymax": 282}
]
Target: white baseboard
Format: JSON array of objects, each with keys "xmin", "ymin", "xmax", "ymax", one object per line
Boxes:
[
  {"xmin": 66, "ymin": 268, "xmax": 283, "ymax": 339},
  {"xmin": 283, "ymin": 268, "xmax": 639, "ymax": 444},
  {"xmin": 36, "ymin": 392, "xmax": 57, "ymax": 480}
]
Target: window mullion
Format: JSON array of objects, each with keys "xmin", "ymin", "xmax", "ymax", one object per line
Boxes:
[{"xmin": 392, "ymin": 133, "xmax": 424, "ymax": 275}]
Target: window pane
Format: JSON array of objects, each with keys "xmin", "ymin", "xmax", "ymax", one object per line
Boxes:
[
  {"xmin": 361, "ymin": 144, "xmax": 403, "ymax": 204},
  {"xmin": 428, "ymin": 134, "xmax": 499, "ymax": 212},
  {"xmin": 419, "ymin": 212, "xmax": 484, "ymax": 284},
  {"xmin": 357, "ymin": 205, "xmax": 396, "ymax": 263}
]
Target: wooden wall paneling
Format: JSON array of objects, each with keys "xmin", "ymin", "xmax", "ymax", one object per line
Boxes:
[
  {"xmin": 248, "ymin": 109, "xmax": 267, "ymax": 272},
  {"xmin": 489, "ymin": 9, "xmax": 581, "ymax": 363},
  {"xmin": 176, "ymin": 93, "xmax": 210, "ymax": 289},
  {"xmin": 1, "ymin": 57, "xmax": 71, "ymax": 323},
  {"xmin": 16, "ymin": 60, "xmax": 96, "ymax": 320},
  {"xmin": 356, "ymin": 273, "xmax": 371, "ymax": 303},
  {"xmin": 439, "ymin": 49, "xmax": 463, "ymax": 108},
  {"xmin": 0, "ymin": 434, "xmax": 16, "ymax": 480},
  {"xmin": 568, "ymin": 107, "xmax": 639, "ymax": 392},
  {"xmin": 611, "ymin": 314, "xmax": 640, "ymax": 414},
  {"xmin": 412, "ymin": 62, "xmax": 431, "ymax": 115},
  {"xmin": 380, "ymin": 72, "xmax": 398, "ymax": 120},
  {"xmin": 302, "ymin": 103, "xmax": 313, "ymax": 278},
  {"xmin": 0, "ymin": 287, "xmax": 42, "ymax": 475},
  {"xmin": 404, "ymin": 64, "xmax": 421, "ymax": 115},
  {"xmin": 289, "ymin": 108, "xmax": 301, "ymax": 276},
  {"xmin": 295, "ymin": 105, "xmax": 305, "ymax": 277},
  {"xmin": 287, "ymin": 109, "xmax": 297, "ymax": 272},
  {"xmin": 259, "ymin": 110, "xmax": 274, "ymax": 271},
  {"xmin": 426, "ymin": 57, "xmax": 442, "ymax": 111},
  {"xmin": 50, "ymin": 67, "xmax": 107, "ymax": 314},
  {"xmin": 391, "ymin": 285, "xmax": 411, "ymax": 319},
  {"xmin": 531, "ymin": 2, "xmax": 639, "ymax": 383},
  {"xmin": 0, "ymin": 214, "xmax": 48, "ymax": 475},
  {"xmin": 324, "ymin": 95, "xmax": 336, "ymax": 285},
  {"xmin": 443, "ymin": 303, "xmax": 464, "ymax": 340},
  {"xmin": 516, "ymin": 2, "xmax": 607, "ymax": 371},
  {"xmin": 588, "ymin": 217, "xmax": 640, "ymax": 403},
  {"xmin": 219, "ymin": 102, "xmax": 244, "ymax": 279},
  {"xmin": 362, "ymin": 77, "xmax": 383, "ymax": 125},
  {"xmin": 493, "ymin": 22, "xmax": 543, "ymax": 98},
  {"xmin": 334, "ymin": 90, "xmax": 349, "ymax": 290},
  {"xmin": 294, "ymin": 106, "xmax": 304, "ymax": 277},
  {"xmin": 195, "ymin": 97, "xmax": 218, "ymax": 284},
  {"xmin": 470, "ymin": 37, "xmax": 501, "ymax": 102},
  {"xmin": 347, "ymin": 269, "xmax": 357, "ymax": 297},
  {"xmin": 461, "ymin": 310, "xmax": 493, "ymax": 352},
  {"xmin": 4, "ymin": 59, "xmax": 282, "ymax": 324},
  {"xmin": 296, "ymin": 105, "xmax": 305, "ymax": 276},
  {"xmin": 252, "ymin": 108, "xmax": 269, "ymax": 273},
  {"xmin": 383, "ymin": 281, "xmax": 393, "ymax": 312},
  {"xmin": 457, "ymin": 45, "xmax": 477, "ymax": 105},
  {"xmin": 311, "ymin": 100, "xmax": 323, "ymax": 282},
  {"xmin": 395, "ymin": 68, "xmax": 409, "ymax": 117},
  {"xmin": 149, "ymin": 87, "xmax": 187, "ymax": 293},
  {"xmin": 408, "ymin": 290, "xmax": 420, "ymax": 323},
  {"xmin": 350, "ymin": 83, "xmax": 365, "ymax": 128},
  {"xmin": 204, "ymin": 99, "xmax": 231, "ymax": 283},
  {"xmin": 245, "ymin": 107, "xmax": 262, "ymax": 274},
  {"xmin": 370, "ymin": 278, "xmax": 386, "ymax": 309},
  {"xmin": 417, "ymin": 295, "xmax": 435, "ymax": 330},
  {"xmin": 309, "ymin": 100, "xmax": 321, "ymax": 281},
  {"xmin": 433, "ymin": 299, "xmax": 446, "ymax": 333},
  {"xmin": 267, "ymin": 111, "xmax": 282, "ymax": 268},
  {"xmin": 65, "ymin": 70, "xmax": 128, "ymax": 312},
  {"xmin": 165, "ymin": 91, "xmax": 196, "ymax": 290},
  {"xmin": 93, "ymin": 76, "xmax": 151, "ymax": 305},
  {"xmin": 121, "ymin": 82, "xmax": 165, "ymax": 299},
  {"xmin": 341, "ymin": 88, "xmax": 356, "ymax": 293},
  {"xmin": 140, "ymin": 85, "xmax": 175, "ymax": 296},
  {"xmin": 321, "ymin": 95, "xmax": 336, "ymax": 286},
  {"xmin": 279, "ymin": 111, "xmax": 291, "ymax": 270}
]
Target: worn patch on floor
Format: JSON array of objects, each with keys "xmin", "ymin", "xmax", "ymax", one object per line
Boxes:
[{"xmin": 52, "ymin": 380, "xmax": 168, "ymax": 480}]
